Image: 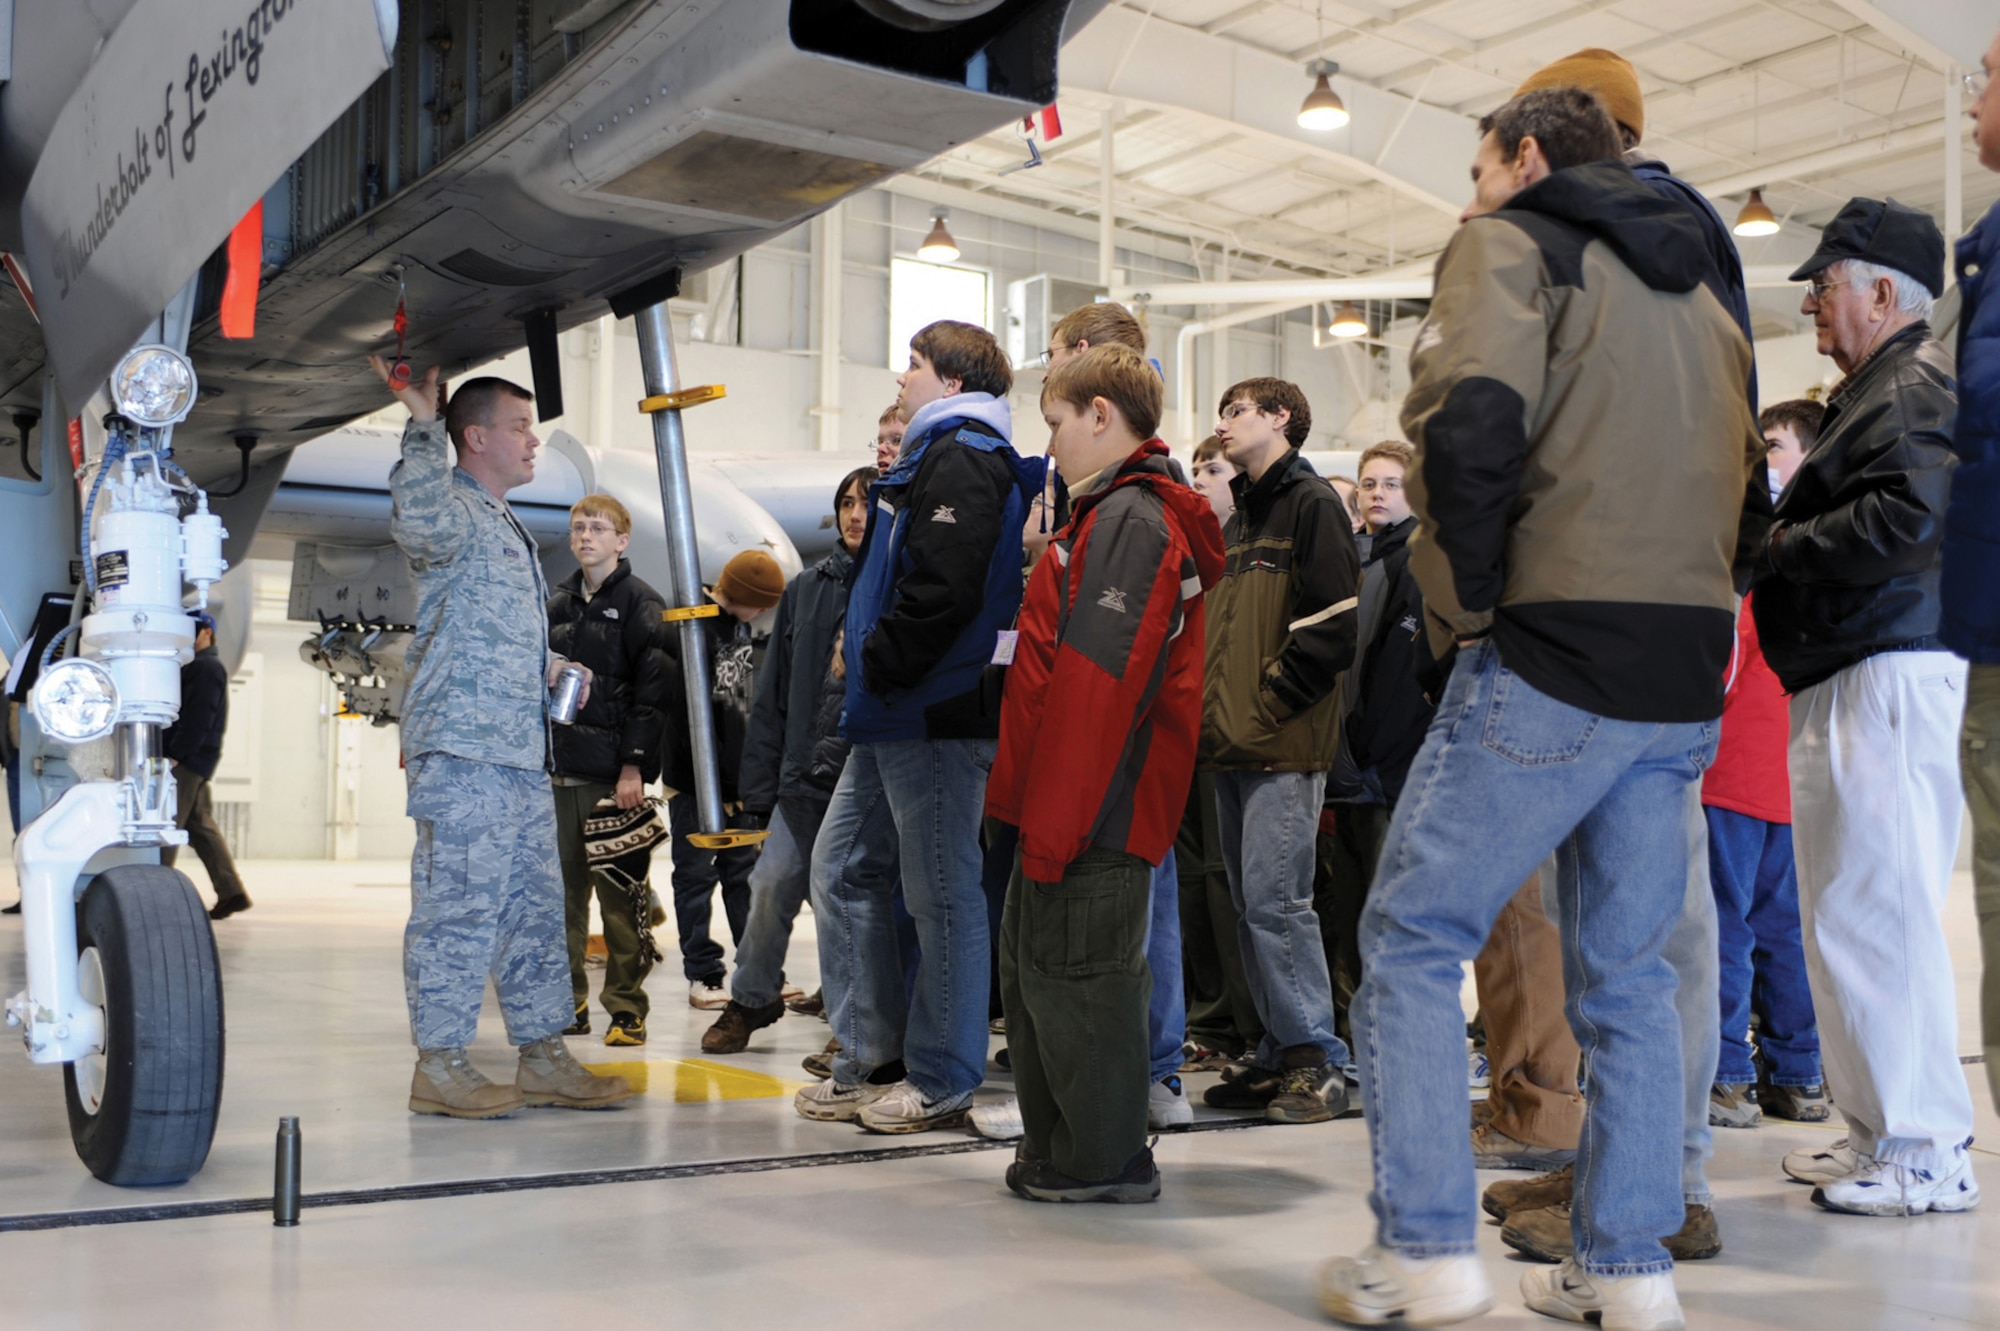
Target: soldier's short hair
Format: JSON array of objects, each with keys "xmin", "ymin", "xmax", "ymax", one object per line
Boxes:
[
  {"xmin": 910, "ymin": 320, "xmax": 1012, "ymax": 398},
  {"xmin": 1219, "ymin": 377, "xmax": 1312, "ymax": 448},
  {"xmin": 1042, "ymin": 344, "xmax": 1163, "ymax": 441},
  {"xmin": 1050, "ymin": 302, "xmax": 1145, "ymax": 355},
  {"xmin": 571, "ymin": 493, "xmax": 631, "ymax": 535},
  {"xmin": 445, "ymin": 377, "xmax": 534, "ymax": 449}
]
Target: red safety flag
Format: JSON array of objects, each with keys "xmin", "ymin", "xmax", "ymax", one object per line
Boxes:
[
  {"xmin": 219, "ymin": 201, "xmax": 263, "ymax": 340},
  {"xmin": 1039, "ymin": 104, "xmax": 1063, "ymax": 141}
]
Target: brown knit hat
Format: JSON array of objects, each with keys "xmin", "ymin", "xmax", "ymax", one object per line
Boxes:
[
  {"xmin": 714, "ymin": 549, "xmax": 785, "ymax": 612},
  {"xmin": 1517, "ymin": 49, "xmax": 1643, "ymax": 144}
]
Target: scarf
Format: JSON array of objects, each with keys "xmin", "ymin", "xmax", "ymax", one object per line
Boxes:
[{"xmin": 583, "ymin": 796, "xmax": 667, "ymax": 966}]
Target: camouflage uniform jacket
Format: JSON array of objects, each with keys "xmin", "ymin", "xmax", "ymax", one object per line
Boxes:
[{"xmin": 389, "ymin": 418, "xmax": 552, "ymax": 771}]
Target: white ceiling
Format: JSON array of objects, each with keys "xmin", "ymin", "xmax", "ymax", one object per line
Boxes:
[{"xmin": 920, "ymin": 0, "xmax": 1995, "ymax": 329}]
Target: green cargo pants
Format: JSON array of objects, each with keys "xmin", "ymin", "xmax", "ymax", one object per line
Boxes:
[
  {"xmin": 553, "ymin": 781, "xmax": 652, "ymax": 1022},
  {"xmin": 1001, "ymin": 844, "xmax": 1153, "ymax": 1184}
]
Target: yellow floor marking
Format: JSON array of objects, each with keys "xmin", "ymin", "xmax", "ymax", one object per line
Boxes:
[{"xmin": 582, "ymin": 1058, "xmax": 808, "ymax": 1103}]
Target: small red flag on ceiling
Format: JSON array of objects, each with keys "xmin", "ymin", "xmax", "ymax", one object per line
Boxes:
[{"xmin": 220, "ymin": 201, "xmax": 263, "ymax": 340}]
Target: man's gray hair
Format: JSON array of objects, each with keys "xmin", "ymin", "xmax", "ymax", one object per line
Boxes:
[{"xmin": 1836, "ymin": 258, "xmax": 1935, "ymax": 322}]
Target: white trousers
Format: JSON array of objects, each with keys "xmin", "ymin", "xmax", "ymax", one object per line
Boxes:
[{"xmin": 1790, "ymin": 650, "xmax": 1971, "ymax": 1169}]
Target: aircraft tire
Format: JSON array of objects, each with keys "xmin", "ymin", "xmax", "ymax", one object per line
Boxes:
[{"xmin": 63, "ymin": 865, "xmax": 224, "ymax": 1187}]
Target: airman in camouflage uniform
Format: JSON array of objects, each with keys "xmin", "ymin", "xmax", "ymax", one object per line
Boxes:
[{"xmin": 373, "ymin": 358, "xmax": 633, "ymax": 1118}]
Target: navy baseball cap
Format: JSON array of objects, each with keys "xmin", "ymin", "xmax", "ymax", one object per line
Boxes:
[
  {"xmin": 190, "ymin": 611, "xmax": 216, "ymax": 632},
  {"xmin": 1788, "ymin": 196, "xmax": 1945, "ymax": 298}
]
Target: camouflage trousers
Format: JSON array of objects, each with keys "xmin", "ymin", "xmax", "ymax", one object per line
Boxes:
[{"xmin": 404, "ymin": 753, "xmax": 573, "ymax": 1049}]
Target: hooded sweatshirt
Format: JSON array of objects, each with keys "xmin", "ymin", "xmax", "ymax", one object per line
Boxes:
[
  {"xmin": 843, "ymin": 393, "xmax": 1046, "ymax": 743},
  {"xmin": 987, "ymin": 441, "xmax": 1226, "ymax": 882},
  {"xmin": 1401, "ymin": 159, "xmax": 1765, "ymax": 723}
]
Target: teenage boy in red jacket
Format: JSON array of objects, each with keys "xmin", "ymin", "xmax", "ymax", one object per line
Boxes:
[{"xmin": 986, "ymin": 344, "xmax": 1225, "ymax": 1203}]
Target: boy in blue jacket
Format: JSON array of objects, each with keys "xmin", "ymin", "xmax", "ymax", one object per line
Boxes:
[{"xmin": 795, "ymin": 320, "xmax": 1042, "ymax": 1134}]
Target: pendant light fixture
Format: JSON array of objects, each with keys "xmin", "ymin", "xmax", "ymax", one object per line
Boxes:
[
  {"xmin": 917, "ymin": 208, "xmax": 960, "ymax": 262},
  {"xmin": 1733, "ymin": 189, "xmax": 1780, "ymax": 238},
  {"xmin": 1297, "ymin": 5, "xmax": 1349, "ymax": 132},
  {"xmin": 1329, "ymin": 301, "xmax": 1368, "ymax": 338}
]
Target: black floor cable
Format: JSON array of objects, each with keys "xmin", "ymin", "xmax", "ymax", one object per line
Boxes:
[{"xmin": 0, "ymin": 1115, "xmax": 1275, "ymax": 1233}]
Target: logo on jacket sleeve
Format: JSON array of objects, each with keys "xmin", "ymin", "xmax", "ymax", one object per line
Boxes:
[
  {"xmin": 1096, "ymin": 587, "xmax": 1129, "ymax": 613},
  {"xmin": 930, "ymin": 505, "xmax": 957, "ymax": 524}
]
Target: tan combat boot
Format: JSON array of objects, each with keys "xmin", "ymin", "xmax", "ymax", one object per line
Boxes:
[
  {"xmin": 410, "ymin": 1048, "xmax": 526, "ymax": 1119},
  {"xmin": 516, "ymin": 1035, "xmax": 636, "ymax": 1109}
]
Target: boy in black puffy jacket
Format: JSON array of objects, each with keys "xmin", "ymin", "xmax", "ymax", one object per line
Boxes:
[{"xmin": 546, "ymin": 494, "xmax": 673, "ymax": 1045}]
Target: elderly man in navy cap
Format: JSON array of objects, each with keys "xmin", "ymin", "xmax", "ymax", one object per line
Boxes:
[{"xmin": 1752, "ymin": 197, "xmax": 1976, "ymax": 1218}]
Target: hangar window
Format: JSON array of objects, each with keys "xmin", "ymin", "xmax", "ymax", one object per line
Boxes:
[{"xmin": 888, "ymin": 257, "xmax": 992, "ymax": 369}]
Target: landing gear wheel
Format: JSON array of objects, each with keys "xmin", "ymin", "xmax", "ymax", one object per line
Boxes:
[{"xmin": 62, "ymin": 865, "xmax": 225, "ymax": 1186}]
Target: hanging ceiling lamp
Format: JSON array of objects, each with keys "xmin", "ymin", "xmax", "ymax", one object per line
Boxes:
[
  {"xmin": 1329, "ymin": 301, "xmax": 1368, "ymax": 338},
  {"xmin": 1298, "ymin": 59, "xmax": 1349, "ymax": 131},
  {"xmin": 917, "ymin": 208, "xmax": 960, "ymax": 262},
  {"xmin": 1733, "ymin": 189, "xmax": 1780, "ymax": 238}
]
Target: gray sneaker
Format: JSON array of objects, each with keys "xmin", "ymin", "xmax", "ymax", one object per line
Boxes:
[
  {"xmin": 857, "ymin": 1080, "xmax": 974, "ymax": 1134},
  {"xmin": 794, "ymin": 1078, "xmax": 891, "ymax": 1122},
  {"xmin": 1470, "ymin": 1121, "xmax": 1577, "ymax": 1171},
  {"xmin": 1708, "ymin": 1082, "xmax": 1762, "ymax": 1129}
]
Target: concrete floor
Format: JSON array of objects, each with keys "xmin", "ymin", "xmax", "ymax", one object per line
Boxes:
[{"xmin": 0, "ymin": 858, "xmax": 1994, "ymax": 1330}]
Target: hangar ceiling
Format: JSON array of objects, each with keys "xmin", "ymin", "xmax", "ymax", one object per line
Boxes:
[{"xmin": 907, "ymin": 0, "xmax": 1997, "ymax": 332}]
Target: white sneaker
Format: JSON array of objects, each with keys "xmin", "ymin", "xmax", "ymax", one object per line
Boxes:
[
  {"xmin": 1812, "ymin": 1152, "xmax": 1981, "ymax": 1217},
  {"xmin": 1316, "ymin": 1245, "xmax": 1493, "ymax": 1326},
  {"xmin": 688, "ymin": 976, "xmax": 729, "ymax": 1010},
  {"xmin": 1783, "ymin": 1136, "xmax": 1867, "ymax": 1185},
  {"xmin": 969, "ymin": 1096, "xmax": 1025, "ymax": 1141},
  {"xmin": 1149, "ymin": 1075, "xmax": 1194, "ymax": 1130},
  {"xmin": 794, "ymin": 1078, "xmax": 890, "ymax": 1122},
  {"xmin": 1521, "ymin": 1261, "xmax": 1683, "ymax": 1331},
  {"xmin": 1468, "ymin": 1049, "xmax": 1490, "ymax": 1090},
  {"xmin": 856, "ymin": 1080, "xmax": 973, "ymax": 1134}
]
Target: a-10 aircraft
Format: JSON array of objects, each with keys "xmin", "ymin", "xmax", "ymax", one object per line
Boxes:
[{"xmin": 0, "ymin": 0, "xmax": 1104, "ymax": 1189}]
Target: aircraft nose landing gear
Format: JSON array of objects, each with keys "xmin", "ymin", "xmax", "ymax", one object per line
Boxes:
[{"xmin": 11, "ymin": 342, "xmax": 229, "ymax": 1187}]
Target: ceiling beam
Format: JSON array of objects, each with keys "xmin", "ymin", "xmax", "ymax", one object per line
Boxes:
[
  {"xmin": 1828, "ymin": 0, "xmax": 1991, "ymax": 70},
  {"xmin": 1061, "ymin": 6, "xmax": 1476, "ymax": 216}
]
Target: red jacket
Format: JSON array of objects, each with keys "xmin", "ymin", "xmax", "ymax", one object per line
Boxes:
[
  {"xmin": 1701, "ymin": 594, "xmax": 1791, "ymax": 824},
  {"xmin": 986, "ymin": 441, "xmax": 1227, "ymax": 882}
]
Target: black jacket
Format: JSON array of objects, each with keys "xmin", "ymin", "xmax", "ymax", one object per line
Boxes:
[
  {"xmin": 660, "ymin": 601, "xmax": 767, "ymax": 802},
  {"xmin": 546, "ymin": 560, "xmax": 672, "ymax": 784},
  {"xmin": 164, "ymin": 647, "xmax": 228, "ymax": 781},
  {"xmin": 740, "ymin": 546, "xmax": 854, "ymax": 814},
  {"xmin": 1754, "ymin": 323, "xmax": 1958, "ymax": 693},
  {"xmin": 1329, "ymin": 516, "xmax": 1435, "ymax": 806}
]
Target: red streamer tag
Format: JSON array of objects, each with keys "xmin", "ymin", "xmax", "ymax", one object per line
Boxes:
[
  {"xmin": 1039, "ymin": 104, "xmax": 1063, "ymax": 141},
  {"xmin": 219, "ymin": 201, "xmax": 263, "ymax": 340}
]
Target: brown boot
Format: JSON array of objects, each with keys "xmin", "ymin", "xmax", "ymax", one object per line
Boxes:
[
  {"xmin": 410, "ymin": 1048, "xmax": 525, "ymax": 1119},
  {"xmin": 516, "ymin": 1035, "xmax": 635, "ymax": 1109},
  {"xmin": 1482, "ymin": 1163, "xmax": 1573, "ymax": 1221},
  {"xmin": 701, "ymin": 998, "xmax": 786, "ymax": 1054},
  {"xmin": 1500, "ymin": 1201, "xmax": 1722, "ymax": 1263}
]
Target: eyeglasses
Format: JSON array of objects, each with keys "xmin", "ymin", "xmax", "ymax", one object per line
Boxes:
[
  {"xmin": 1221, "ymin": 402, "xmax": 1263, "ymax": 421},
  {"xmin": 1804, "ymin": 276, "xmax": 1853, "ymax": 302},
  {"xmin": 1028, "ymin": 341, "xmax": 1078, "ymax": 370},
  {"xmin": 1965, "ymin": 68, "xmax": 1990, "ymax": 102},
  {"xmin": 569, "ymin": 521, "xmax": 619, "ymax": 537}
]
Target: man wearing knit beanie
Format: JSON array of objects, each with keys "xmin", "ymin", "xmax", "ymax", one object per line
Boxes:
[
  {"xmin": 1467, "ymin": 47, "xmax": 1767, "ymax": 1269},
  {"xmin": 661, "ymin": 547, "xmax": 785, "ymax": 1010}
]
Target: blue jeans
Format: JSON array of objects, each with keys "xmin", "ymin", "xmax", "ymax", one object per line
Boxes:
[
  {"xmin": 1213, "ymin": 769, "xmax": 1347, "ymax": 1069},
  {"xmin": 1706, "ymin": 805, "xmax": 1820, "ymax": 1086},
  {"xmin": 1355, "ymin": 643, "xmax": 1714, "ymax": 1277},
  {"xmin": 730, "ymin": 799, "xmax": 827, "ymax": 1009},
  {"xmin": 667, "ymin": 794, "xmax": 755, "ymax": 983},
  {"xmin": 1145, "ymin": 850, "xmax": 1186, "ymax": 1084},
  {"xmin": 812, "ymin": 737, "xmax": 994, "ymax": 1098}
]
